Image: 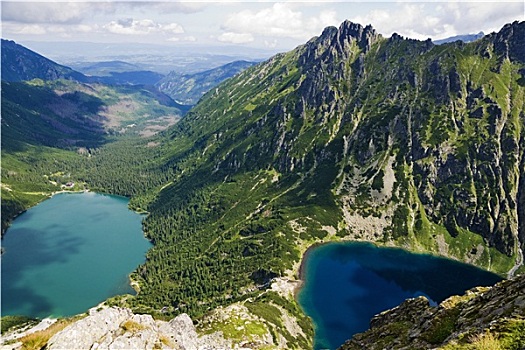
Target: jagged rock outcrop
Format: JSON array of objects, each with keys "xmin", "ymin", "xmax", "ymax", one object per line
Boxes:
[
  {"xmin": 339, "ymin": 273, "xmax": 525, "ymax": 349},
  {"xmin": 47, "ymin": 307, "xmax": 231, "ymax": 350},
  {"xmin": 489, "ymin": 21, "xmax": 525, "ymax": 64}
]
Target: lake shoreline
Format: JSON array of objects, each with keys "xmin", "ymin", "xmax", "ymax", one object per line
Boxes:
[
  {"xmin": 295, "ymin": 241, "xmax": 324, "ymax": 299},
  {"xmin": 297, "ymin": 243, "xmax": 318, "ymax": 282},
  {"xmin": 294, "ymin": 240, "xmax": 382, "ymax": 298},
  {"xmin": 1, "ymin": 317, "xmax": 58, "ymax": 346},
  {"xmin": 295, "ymin": 241, "xmax": 504, "ymax": 350}
]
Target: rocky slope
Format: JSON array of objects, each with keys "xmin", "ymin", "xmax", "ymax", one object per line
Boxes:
[
  {"xmin": 45, "ymin": 307, "xmax": 230, "ymax": 350},
  {"xmin": 339, "ymin": 273, "xmax": 525, "ymax": 350},
  {"xmin": 4, "ymin": 285, "xmax": 309, "ymax": 350}
]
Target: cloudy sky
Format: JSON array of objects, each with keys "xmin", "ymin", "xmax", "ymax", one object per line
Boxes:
[{"xmin": 2, "ymin": 1, "xmax": 524, "ymax": 53}]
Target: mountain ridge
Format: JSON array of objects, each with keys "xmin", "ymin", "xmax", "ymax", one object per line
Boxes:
[
  {"xmin": 152, "ymin": 19, "xmax": 524, "ymax": 260},
  {"xmin": 1, "ymin": 39, "xmax": 89, "ymax": 82}
]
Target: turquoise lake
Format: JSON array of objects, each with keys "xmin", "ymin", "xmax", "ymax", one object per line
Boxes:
[
  {"xmin": 1, "ymin": 192, "xmax": 151, "ymax": 318},
  {"xmin": 297, "ymin": 242, "xmax": 503, "ymax": 350}
]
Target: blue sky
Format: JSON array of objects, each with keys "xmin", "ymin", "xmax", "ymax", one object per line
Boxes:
[{"xmin": 2, "ymin": 1, "xmax": 524, "ymax": 52}]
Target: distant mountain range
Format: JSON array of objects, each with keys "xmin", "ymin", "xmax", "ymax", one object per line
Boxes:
[
  {"xmin": 70, "ymin": 60, "xmax": 145, "ymax": 75},
  {"xmin": 0, "ymin": 39, "xmax": 200, "ymax": 163},
  {"xmin": 18, "ymin": 40, "xmax": 273, "ymax": 74},
  {"xmin": 434, "ymin": 31, "xmax": 485, "ymax": 45},
  {"xmin": 69, "ymin": 60, "xmax": 165, "ymax": 85},
  {"xmin": 156, "ymin": 60, "xmax": 257, "ymax": 105},
  {"xmin": 2, "ymin": 38, "xmax": 255, "ymax": 102}
]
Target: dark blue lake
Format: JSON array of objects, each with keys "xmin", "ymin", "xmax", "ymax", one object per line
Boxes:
[
  {"xmin": 297, "ymin": 242, "xmax": 503, "ymax": 350},
  {"xmin": 1, "ymin": 192, "xmax": 151, "ymax": 318}
]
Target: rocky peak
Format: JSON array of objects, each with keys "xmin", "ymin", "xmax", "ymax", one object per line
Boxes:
[
  {"xmin": 292, "ymin": 21, "xmax": 382, "ymax": 112},
  {"xmin": 487, "ymin": 21, "xmax": 525, "ymax": 64},
  {"xmin": 299, "ymin": 21, "xmax": 381, "ymax": 66},
  {"xmin": 337, "ymin": 20, "xmax": 379, "ymax": 53}
]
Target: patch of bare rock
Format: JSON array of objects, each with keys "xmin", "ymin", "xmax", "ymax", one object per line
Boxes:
[{"xmin": 47, "ymin": 307, "xmax": 232, "ymax": 350}]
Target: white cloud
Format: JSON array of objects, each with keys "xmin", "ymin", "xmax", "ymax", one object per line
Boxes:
[
  {"xmin": 161, "ymin": 23, "xmax": 185, "ymax": 35},
  {"xmin": 75, "ymin": 24, "xmax": 96, "ymax": 33},
  {"xmin": 2, "ymin": 22, "xmax": 98, "ymax": 37},
  {"xmin": 167, "ymin": 35, "xmax": 197, "ymax": 42},
  {"xmin": 264, "ymin": 39, "xmax": 278, "ymax": 48},
  {"xmin": 0, "ymin": 1, "xmax": 204, "ymax": 25},
  {"xmin": 224, "ymin": 3, "xmax": 302, "ymax": 38},
  {"xmin": 103, "ymin": 18, "xmax": 185, "ymax": 36},
  {"xmin": 136, "ymin": 2, "xmax": 206, "ymax": 14},
  {"xmin": 8, "ymin": 23, "xmax": 48, "ymax": 35},
  {"xmin": 105, "ymin": 18, "xmax": 156, "ymax": 35},
  {"xmin": 351, "ymin": 4, "xmax": 439, "ymax": 40},
  {"xmin": 221, "ymin": 2, "xmax": 340, "ymax": 41},
  {"xmin": 218, "ymin": 32, "xmax": 255, "ymax": 44},
  {"xmin": 438, "ymin": 2, "xmax": 523, "ymax": 35},
  {"xmin": 350, "ymin": 2, "xmax": 523, "ymax": 41},
  {"xmin": 1, "ymin": 2, "xmax": 113, "ymax": 24},
  {"xmin": 2, "ymin": 22, "xmax": 98, "ymax": 36}
]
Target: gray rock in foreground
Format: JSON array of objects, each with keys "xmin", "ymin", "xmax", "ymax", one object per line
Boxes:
[
  {"xmin": 339, "ymin": 273, "xmax": 525, "ymax": 349},
  {"xmin": 47, "ymin": 307, "xmax": 231, "ymax": 350}
]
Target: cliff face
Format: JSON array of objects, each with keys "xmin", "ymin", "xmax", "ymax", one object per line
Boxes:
[{"xmin": 339, "ymin": 273, "xmax": 525, "ymax": 350}]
